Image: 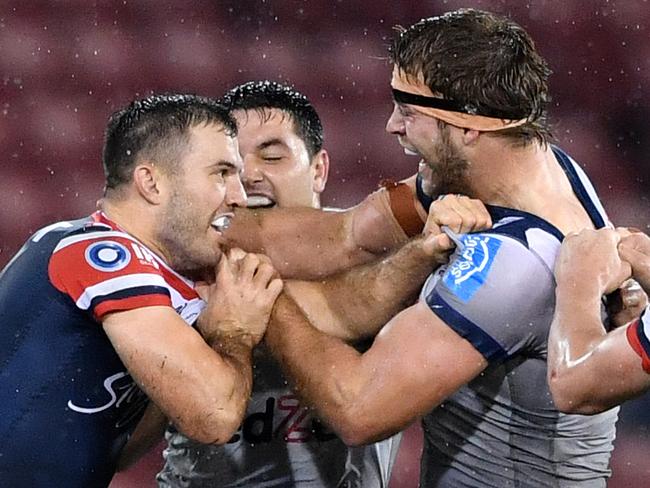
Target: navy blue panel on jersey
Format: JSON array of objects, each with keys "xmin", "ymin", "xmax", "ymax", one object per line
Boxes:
[
  {"xmin": 425, "ymin": 290, "xmax": 508, "ymax": 362},
  {"xmin": 0, "ymin": 218, "xmax": 148, "ymax": 488}
]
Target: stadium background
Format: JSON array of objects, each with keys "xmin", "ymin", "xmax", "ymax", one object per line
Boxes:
[{"xmin": 0, "ymin": 1, "xmax": 648, "ymax": 486}]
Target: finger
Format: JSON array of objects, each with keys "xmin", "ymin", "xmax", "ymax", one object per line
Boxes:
[
  {"xmin": 463, "ymin": 198, "xmax": 492, "ymax": 231},
  {"xmin": 439, "ymin": 196, "xmax": 476, "ymax": 234},
  {"xmin": 253, "ymin": 262, "xmax": 276, "ymax": 288},
  {"xmin": 265, "ymin": 278, "xmax": 284, "ymax": 300},
  {"xmin": 228, "ymin": 247, "xmax": 247, "ymax": 262},
  {"xmin": 215, "ymin": 253, "xmax": 234, "ymax": 287},
  {"xmin": 619, "ymin": 243, "xmax": 650, "ymax": 292},
  {"xmin": 238, "ymin": 253, "xmax": 261, "ymax": 282},
  {"xmin": 422, "ymin": 232, "xmax": 454, "ymax": 258},
  {"xmin": 427, "ymin": 197, "xmax": 463, "ymax": 234}
]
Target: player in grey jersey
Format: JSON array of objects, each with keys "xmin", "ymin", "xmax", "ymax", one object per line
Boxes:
[
  {"xmin": 225, "ymin": 9, "xmax": 627, "ymax": 488},
  {"xmin": 157, "ymin": 81, "xmax": 401, "ymax": 487}
]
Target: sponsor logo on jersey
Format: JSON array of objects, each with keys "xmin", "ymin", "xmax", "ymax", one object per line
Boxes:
[
  {"xmin": 443, "ymin": 234, "xmax": 502, "ymax": 302},
  {"xmin": 130, "ymin": 242, "xmax": 160, "ymax": 269},
  {"xmin": 67, "ymin": 371, "xmax": 147, "ymax": 427},
  {"xmin": 227, "ymin": 395, "xmax": 337, "ymax": 444},
  {"xmin": 84, "ymin": 241, "xmax": 131, "ymax": 272}
]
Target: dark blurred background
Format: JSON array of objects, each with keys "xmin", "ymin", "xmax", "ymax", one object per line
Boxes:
[{"xmin": 1, "ymin": 1, "xmax": 648, "ymax": 486}]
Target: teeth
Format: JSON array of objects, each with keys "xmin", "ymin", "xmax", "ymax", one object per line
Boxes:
[
  {"xmin": 211, "ymin": 215, "xmax": 232, "ymax": 232},
  {"xmin": 247, "ymin": 195, "xmax": 274, "ymax": 208},
  {"xmin": 403, "ymin": 147, "xmax": 419, "ymax": 156}
]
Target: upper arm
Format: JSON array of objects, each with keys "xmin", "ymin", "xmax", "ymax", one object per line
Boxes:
[
  {"xmin": 339, "ymin": 300, "xmax": 487, "ymax": 442},
  {"xmin": 226, "ymin": 187, "xmax": 414, "ymax": 279},
  {"xmin": 423, "ymin": 232, "xmax": 555, "ymax": 361}
]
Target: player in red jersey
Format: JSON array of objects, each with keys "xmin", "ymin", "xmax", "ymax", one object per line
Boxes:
[{"xmin": 0, "ymin": 94, "xmax": 282, "ymax": 488}]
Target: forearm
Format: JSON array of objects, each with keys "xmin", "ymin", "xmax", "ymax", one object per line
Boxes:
[
  {"xmin": 548, "ymin": 284, "xmax": 626, "ymax": 413},
  {"xmin": 104, "ymin": 307, "xmax": 258, "ymax": 445},
  {"xmin": 224, "ymin": 190, "xmax": 409, "ymax": 279},
  {"xmin": 285, "ymin": 237, "xmax": 436, "ymax": 341},
  {"xmin": 267, "ymin": 294, "xmax": 369, "ymax": 438}
]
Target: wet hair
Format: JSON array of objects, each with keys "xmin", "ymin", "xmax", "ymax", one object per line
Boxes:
[
  {"xmin": 389, "ymin": 8, "xmax": 553, "ymax": 145},
  {"xmin": 220, "ymin": 81, "xmax": 324, "ymax": 158},
  {"xmin": 102, "ymin": 93, "xmax": 237, "ymax": 191}
]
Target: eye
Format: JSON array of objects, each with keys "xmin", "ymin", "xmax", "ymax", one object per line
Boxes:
[
  {"xmin": 262, "ymin": 155, "xmax": 283, "ymax": 163},
  {"xmin": 398, "ymin": 105, "xmax": 411, "ymax": 117}
]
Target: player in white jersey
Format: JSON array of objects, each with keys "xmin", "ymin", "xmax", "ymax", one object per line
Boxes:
[
  {"xmin": 548, "ymin": 227, "xmax": 650, "ymax": 413},
  {"xmin": 157, "ymin": 81, "xmax": 401, "ymax": 487},
  {"xmin": 216, "ymin": 9, "xmax": 634, "ymax": 487}
]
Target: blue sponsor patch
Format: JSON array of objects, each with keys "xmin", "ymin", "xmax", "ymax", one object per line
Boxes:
[
  {"xmin": 443, "ymin": 234, "xmax": 502, "ymax": 302},
  {"xmin": 85, "ymin": 241, "xmax": 131, "ymax": 272}
]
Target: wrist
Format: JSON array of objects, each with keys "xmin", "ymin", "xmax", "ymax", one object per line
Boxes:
[
  {"xmin": 198, "ymin": 316, "xmax": 261, "ymax": 350},
  {"xmin": 205, "ymin": 327, "xmax": 260, "ymax": 353}
]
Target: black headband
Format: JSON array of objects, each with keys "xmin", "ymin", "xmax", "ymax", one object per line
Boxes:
[{"xmin": 391, "ymin": 88, "xmax": 527, "ymax": 120}]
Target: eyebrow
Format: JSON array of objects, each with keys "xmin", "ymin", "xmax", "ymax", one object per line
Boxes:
[
  {"xmin": 210, "ymin": 160, "xmax": 242, "ymax": 172},
  {"xmin": 257, "ymin": 138, "xmax": 290, "ymax": 151}
]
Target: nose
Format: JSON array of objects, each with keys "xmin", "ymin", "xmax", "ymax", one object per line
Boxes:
[
  {"xmin": 386, "ymin": 105, "xmax": 405, "ymax": 135},
  {"xmin": 225, "ymin": 174, "xmax": 248, "ymax": 208},
  {"xmin": 241, "ymin": 156, "xmax": 264, "ymax": 188}
]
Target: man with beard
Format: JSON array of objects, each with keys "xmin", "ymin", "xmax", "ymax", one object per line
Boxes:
[
  {"xmin": 157, "ymin": 81, "xmax": 403, "ymax": 488},
  {"xmin": 229, "ymin": 9, "xmax": 622, "ymax": 487},
  {"xmin": 0, "ymin": 94, "xmax": 283, "ymax": 488}
]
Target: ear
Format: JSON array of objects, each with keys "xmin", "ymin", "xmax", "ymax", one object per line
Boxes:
[
  {"xmin": 461, "ymin": 128, "xmax": 481, "ymax": 146},
  {"xmin": 132, "ymin": 162, "xmax": 164, "ymax": 205},
  {"xmin": 311, "ymin": 149, "xmax": 330, "ymax": 194}
]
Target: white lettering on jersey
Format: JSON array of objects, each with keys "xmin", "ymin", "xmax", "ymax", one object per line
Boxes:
[{"xmin": 67, "ymin": 371, "xmax": 137, "ymax": 414}]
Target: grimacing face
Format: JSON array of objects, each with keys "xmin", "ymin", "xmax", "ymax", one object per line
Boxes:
[
  {"xmin": 157, "ymin": 123, "xmax": 246, "ymax": 276},
  {"xmin": 386, "ymin": 102, "xmax": 472, "ymax": 196},
  {"xmin": 234, "ymin": 108, "xmax": 324, "ymax": 209}
]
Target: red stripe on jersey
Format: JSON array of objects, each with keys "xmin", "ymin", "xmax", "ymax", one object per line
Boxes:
[
  {"xmin": 158, "ymin": 266, "xmax": 197, "ymax": 300},
  {"xmin": 626, "ymin": 320, "xmax": 650, "ymax": 373},
  {"xmin": 94, "ymin": 211, "xmax": 197, "ymax": 301},
  {"xmin": 94, "ymin": 293, "xmax": 171, "ymax": 320},
  {"xmin": 48, "ymin": 234, "xmax": 165, "ymax": 303}
]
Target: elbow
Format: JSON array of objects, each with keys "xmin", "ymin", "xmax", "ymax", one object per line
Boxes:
[
  {"xmin": 330, "ymin": 407, "xmax": 382, "ymax": 447},
  {"xmin": 548, "ymin": 371, "xmax": 606, "ymax": 415},
  {"xmin": 174, "ymin": 404, "xmax": 242, "ymax": 445}
]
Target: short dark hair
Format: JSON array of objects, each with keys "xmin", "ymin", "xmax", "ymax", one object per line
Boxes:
[
  {"xmin": 102, "ymin": 93, "xmax": 237, "ymax": 191},
  {"xmin": 389, "ymin": 9, "xmax": 553, "ymax": 145},
  {"xmin": 220, "ymin": 81, "xmax": 324, "ymax": 158}
]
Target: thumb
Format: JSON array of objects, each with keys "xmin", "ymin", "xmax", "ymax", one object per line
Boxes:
[{"xmin": 422, "ymin": 232, "xmax": 454, "ymax": 258}]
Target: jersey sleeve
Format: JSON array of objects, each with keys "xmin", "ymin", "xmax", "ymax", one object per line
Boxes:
[
  {"xmin": 421, "ymin": 232, "xmax": 555, "ymax": 363},
  {"xmin": 626, "ymin": 307, "xmax": 650, "ymax": 373},
  {"xmin": 48, "ymin": 231, "xmax": 172, "ymax": 320}
]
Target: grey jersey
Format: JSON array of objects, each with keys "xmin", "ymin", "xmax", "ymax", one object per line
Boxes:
[
  {"xmin": 158, "ymin": 346, "xmax": 400, "ymax": 488},
  {"xmin": 417, "ymin": 147, "xmax": 618, "ymax": 487}
]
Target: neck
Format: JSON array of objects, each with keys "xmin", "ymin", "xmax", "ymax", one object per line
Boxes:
[
  {"xmin": 99, "ymin": 197, "xmax": 170, "ymax": 264},
  {"xmin": 465, "ymin": 139, "xmax": 556, "ymax": 211},
  {"xmin": 464, "ymin": 138, "xmax": 594, "ymax": 235}
]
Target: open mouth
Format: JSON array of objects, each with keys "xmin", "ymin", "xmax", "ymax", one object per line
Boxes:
[
  {"xmin": 403, "ymin": 147, "xmax": 419, "ymax": 156},
  {"xmin": 211, "ymin": 213, "xmax": 233, "ymax": 233},
  {"xmin": 246, "ymin": 195, "xmax": 276, "ymax": 209}
]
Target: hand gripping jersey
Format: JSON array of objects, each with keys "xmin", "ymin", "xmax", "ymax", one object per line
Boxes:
[
  {"xmin": 158, "ymin": 345, "xmax": 401, "ymax": 488},
  {"xmin": 0, "ymin": 212, "xmax": 203, "ymax": 488},
  {"xmin": 416, "ymin": 147, "xmax": 618, "ymax": 487}
]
